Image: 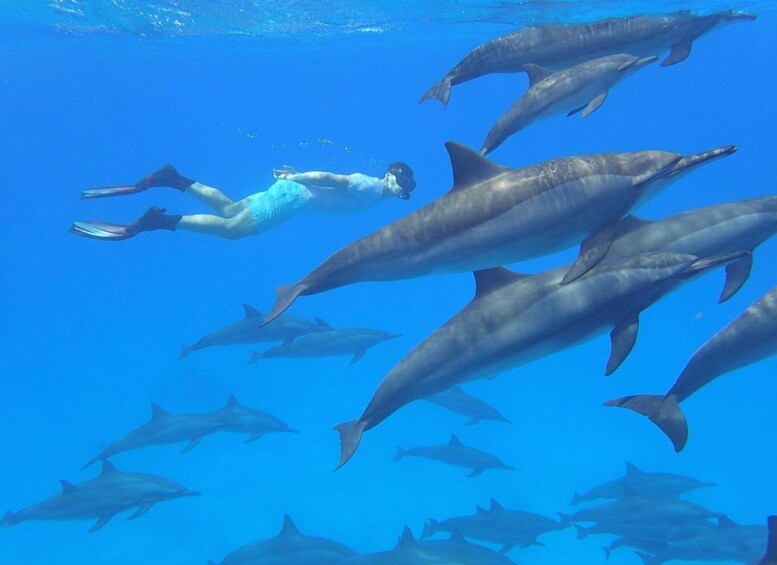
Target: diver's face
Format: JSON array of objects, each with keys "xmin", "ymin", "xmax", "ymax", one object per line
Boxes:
[{"xmin": 384, "ymin": 172, "xmax": 410, "ymax": 200}]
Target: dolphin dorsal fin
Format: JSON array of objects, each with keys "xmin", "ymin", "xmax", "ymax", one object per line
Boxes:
[
  {"xmin": 523, "ymin": 63, "xmax": 555, "ymax": 87},
  {"xmin": 718, "ymin": 515, "xmax": 737, "ymax": 529},
  {"xmin": 473, "ymin": 267, "xmax": 527, "ymax": 299},
  {"xmin": 625, "ymin": 462, "xmax": 644, "ymax": 476},
  {"xmin": 315, "ymin": 318, "xmax": 333, "ymax": 330},
  {"xmin": 101, "ymin": 460, "xmax": 121, "ymax": 476},
  {"xmin": 490, "ymin": 498, "xmax": 505, "ymax": 512},
  {"xmin": 396, "ymin": 526, "xmax": 417, "ymax": 550},
  {"xmin": 445, "ymin": 141, "xmax": 506, "ymax": 191},
  {"xmin": 243, "ymin": 304, "xmax": 264, "ymax": 318},
  {"xmin": 225, "ymin": 394, "xmax": 241, "ymax": 408},
  {"xmin": 448, "ymin": 434, "xmax": 462, "ymax": 446},
  {"xmin": 280, "ymin": 514, "xmax": 300, "ymax": 537},
  {"xmin": 60, "ymin": 480, "xmax": 79, "ymax": 494},
  {"xmin": 150, "ymin": 404, "xmax": 169, "ymax": 419}
]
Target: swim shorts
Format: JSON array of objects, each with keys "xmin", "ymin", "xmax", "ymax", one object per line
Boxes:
[{"xmin": 247, "ymin": 180, "xmax": 309, "ymax": 233}]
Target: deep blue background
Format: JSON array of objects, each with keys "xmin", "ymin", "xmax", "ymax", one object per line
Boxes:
[{"xmin": 0, "ymin": 4, "xmax": 775, "ymax": 564}]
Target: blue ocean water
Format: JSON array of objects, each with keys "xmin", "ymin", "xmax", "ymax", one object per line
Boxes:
[{"xmin": 1, "ymin": 1, "xmax": 776, "ymax": 563}]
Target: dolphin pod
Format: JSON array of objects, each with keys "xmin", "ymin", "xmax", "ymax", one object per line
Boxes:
[
  {"xmin": 480, "ymin": 53, "xmax": 658, "ymax": 155},
  {"xmin": 605, "ymin": 283, "xmax": 777, "ymax": 452},
  {"xmin": 266, "ymin": 142, "xmax": 734, "ymax": 325},
  {"xmin": 334, "ymin": 251, "xmax": 744, "ymax": 468},
  {"xmin": 420, "ymin": 10, "xmax": 756, "ymax": 108}
]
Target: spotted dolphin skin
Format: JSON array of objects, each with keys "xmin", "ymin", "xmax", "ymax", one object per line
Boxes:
[
  {"xmin": 334, "ymin": 251, "xmax": 744, "ymax": 469},
  {"xmin": 606, "ymin": 283, "xmax": 777, "ymax": 452},
  {"xmin": 421, "ymin": 10, "xmax": 756, "ymax": 108},
  {"xmin": 266, "ymin": 142, "xmax": 734, "ymax": 324},
  {"xmin": 480, "ymin": 54, "xmax": 657, "ymax": 155}
]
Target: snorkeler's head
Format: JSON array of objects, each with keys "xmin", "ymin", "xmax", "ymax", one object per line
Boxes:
[{"xmin": 385, "ymin": 162, "xmax": 416, "ymax": 199}]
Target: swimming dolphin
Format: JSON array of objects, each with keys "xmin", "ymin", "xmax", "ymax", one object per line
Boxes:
[
  {"xmin": 560, "ymin": 495, "xmax": 720, "ymax": 527},
  {"xmin": 179, "ymin": 304, "xmax": 319, "ymax": 359},
  {"xmin": 425, "ymin": 386, "xmax": 511, "ymax": 425},
  {"xmin": 423, "ymin": 499, "xmax": 566, "ymax": 552},
  {"xmin": 480, "ymin": 54, "xmax": 657, "ymax": 155},
  {"xmin": 334, "ymin": 251, "xmax": 743, "ymax": 468},
  {"xmin": 394, "ymin": 434, "xmax": 514, "ymax": 477},
  {"xmin": 209, "ymin": 514, "xmax": 356, "ymax": 565},
  {"xmin": 82, "ymin": 403, "xmax": 225, "ymax": 469},
  {"xmin": 1, "ymin": 461, "xmax": 198, "ymax": 533},
  {"xmin": 420, "ymin": 10, "xmax": 755, "ymax": 107},
  {"xmin": 605, "ymin": 195, "xmax": 777, "ymax": 303},
  {"xmin": 249, "ymin": 319, "xmax": 401, "ymax": 365},
  {"xmin": 207, "ymin": 394, "xmax": 297, "ymax": 442},
  {"xmin": 606, "ymin": 283, "xmax": 777, "ymax": 452},
  {"xmin": 571, "ymin": 462, "xmax": 714, "ymax": 505},
  {"xmin": 266, "ymin": 142, "xmax": 734, "ymax": 324}
]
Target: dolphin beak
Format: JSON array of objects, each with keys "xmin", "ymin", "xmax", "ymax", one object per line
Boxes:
[
  {"xmin": 725, "ymin": 12, "xmax": 757, "ymax": 21},
  {"xmin": 661, "ymin": 145, "xmax": 737, "ymax": 179},
  {"xmin": 635, "ymin": 55, "xmax": 659, "ymax": 69}
]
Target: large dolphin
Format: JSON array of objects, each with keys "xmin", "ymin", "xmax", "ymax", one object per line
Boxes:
[
  {"xmin": 393, "ymin": 433, "xmax": 514, "ymax": 477},
  {"xmin": 266, "ymin": 142, "xmax": 734, "ymax": 324},
  {"xmin": 334, "ymin": 251, "xmax": 744, "ymax": 468},
  {"xmin": 249, "ymin": 319, "xmax": 401, "ymax": 365},
  {"xmin": 425, "ymin": 386, "xmax": 511, "ymax": 425},
  {"xmin": 480, "ymin": 54, "xmax": 657, "ymax": 155},
  {"xmin": 420, "ymin": 10, "xmax": 755, "ymax": 107},
  {"xmin": 604, "ymin": 195, "xmax": 777, "ymax": 303},
  {"xmin": 179, "ymin": 304, "xmax": 319, "ymax": 359},
  {"xmin": 209, "ymin": 514, "xmax": 356, "ymax": 565},
  {"xmin": 571, "ymin": 462, "xmax": 714, "ymax": 505},
  {"xmin": 559, "ymin": 495, "xmax": 720, "ymax": 526},
  {"xmin": 0, "ymin": 461, "xmax": 198, "ymax": 532},
  {"xmin": 207, "ymin": 394, "xmax": 297, "ymax": 442},
  {"xmin": 606, "ymin": 283, "xmax": 777, "ymax": 452},
  {"xmin": 83, "ymin": 403, "xmax": 225, "ymax": 468}
]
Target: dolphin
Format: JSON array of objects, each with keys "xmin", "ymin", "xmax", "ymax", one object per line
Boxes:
[
  {"xmin": 571, "ymin": 462, "xmax": 714, "ymax": 505},
  {"xmin": 423, "ymin": 499, "xmax": 566, "ymax": 552},
  {"xmin": 82, "ymin": 403, "xmax": 225, "ymax": 468},
  {"xmin": 480, "ymin": 54, "xmax": 657, "ymax": 155},
  {"xmin": 425, "ymin": 386, "xmax": 511, "ymax": 425},
  {"xmin": 267, "ymin": 142, "xmax": 735, "ymax": 324},
  {"xmin": 334, "ymin": 251, "xmax": 744, "ymax": 468},
  {"xmin": 759, "ymin": 516, "xmax": 777, "ymax": 565},
  {"xmin": 207, "ymin": 394, "xmax": 297, "ymax": 442},
  {"xmin": 179, "ymin": 304, "xmax": 319, "ymax": 359},
  {"xmin": 421, "ymin": 10, "xmax": 755, "ymax": 107},
  {"xmin": 0, "ymin": 460, "xmax": 198, "ymax": 533},
  {"xmin": 210, "ymin": 514, "xmax": 356, "ymax": 565},
  {"xmin": 559, "ymin": 495, "xmax": 721, "ymax": 527},
  {"xmin": 606, "ymin": 283, "xmax": 777, "ymax": 452},
  {"xmin": 605, "ymin": 195, "xmax": 777, "ymax": 303},
  {"xmin": 393, "ymin": 433, "xmax": 514, "ymax": 478},
  {"xmin": 249, "ymin": 319, "xmax": 401, "ymax": 365}
]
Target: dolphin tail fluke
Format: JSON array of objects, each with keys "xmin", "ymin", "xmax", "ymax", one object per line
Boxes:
[
  {"xmin": 333, "ymin": 419, "xmax": 367, "ymax": 470},
  {"xmin": 573, "ymin": 524, "xmax": 589, "ymax": 540},
  {"xmin": 178, "ymin": 345, "xmax": 193, "ymax": 360},
  {"xmin": 393, "ymin": 446, "xmax": 406, "ymax": 462},
  {"xmin": 635, "ymin": 551, "xmax": 662, "ymax": 565},
  {"xmin": 570, "ymin": 491, "xmax": 583, "ymax": 505},
  {"xmin": 604, "ymin": 394, "xmax": 688, "ymax": 452},
  {"xmin": 557, "ymin": 512, "xmax": 572, "ymax": 526},
  {"xmin": 419, "ymin": 78, "xmax": 452, "ymax": 108},
  {"xmin": 265, "ymin": 283, "xmax": 306, "ymax": 326}
]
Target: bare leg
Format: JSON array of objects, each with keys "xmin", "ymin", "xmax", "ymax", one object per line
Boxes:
[
  {"xmin": 177, "ymin": 207, "xmax": 258, "ymax": 240},
  {"xmin": 186, "ymin": 181, "xmax": 250, "ymax": 217}
]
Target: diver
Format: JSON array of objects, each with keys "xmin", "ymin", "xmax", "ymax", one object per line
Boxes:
[{"xmin": 69, "ymin": 162, "xmax": 416, "ymax": 241}]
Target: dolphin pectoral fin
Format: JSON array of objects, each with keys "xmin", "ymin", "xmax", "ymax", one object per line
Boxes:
[
  {"xmin": 567, "ymin": 105, "xmax": 585, "ymax": 117},
  {"xmin": 719, "ymin": 254, "xmax": 753, "ymax": 303},
  {"xmin": 499, "ymin": 544, "xmax": 514, "ymax": 553},
  {"xmin": 662, "ymin": 40, "xmax": 692, "ymax": 66},
  {"xmin": 350, "ymin": 350, "xmax": 366, "ymax": 365},
  {"xmin": 89, "ymin": 515, "xmax": 114, "ymax": 533},
  {"xmin": 561, "ymin": 222, "xmax": 616, "ymax": 285},
  {"xmin": 606, "ymin": 313, "xmax": 640, "ymax": 376},
  {"xmin": 466, "ymin": 468, "xmax": 484, "ymax": 478},
  {"xmin": 245, "ymin": 433, "xmax": 263, "ymax": 443},
  {"xmin": 581, "ymin": 91, "xmax": 608, "ymax": 118},
  {"xmin": 604, "ymin": 394, "xmax": 688, "ymax": 452},
  {"xmin": 178, "ymin": 345, "xmax": 193, "ymax": 360},
  {"xmin": 334, "ymin": 419, "xmax": 367, "ymax": 470},
  {"xmin": 181, "ymin": 437, "xmax": 203, "ymax": 453},
  {"xmin": 127, "ymin": 503, "xmax": 154, "ymax": 520},
  {"xmin": 465, "ymin": 417, "xmax": 482, "ymax": 425}
]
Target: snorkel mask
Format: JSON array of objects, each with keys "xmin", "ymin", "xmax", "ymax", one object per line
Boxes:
[{"xmin": 386, "ymin": 162, "xmax": 416, "ymax": 200}]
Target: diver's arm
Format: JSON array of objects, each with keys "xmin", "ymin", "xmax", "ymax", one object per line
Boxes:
[{"xmin": 273, "ymin": 166, "xmax": 351, "ymax": 189}]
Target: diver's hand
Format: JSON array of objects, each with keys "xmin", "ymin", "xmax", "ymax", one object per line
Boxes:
[{"xmin": 273, "ymin": 165, "xmax": 298, "ymax": 180}]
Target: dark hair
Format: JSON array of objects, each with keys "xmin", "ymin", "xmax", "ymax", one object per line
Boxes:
[{"xmin": 387, "ymin": 162, "xmax": 416, "ymax": 192}]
